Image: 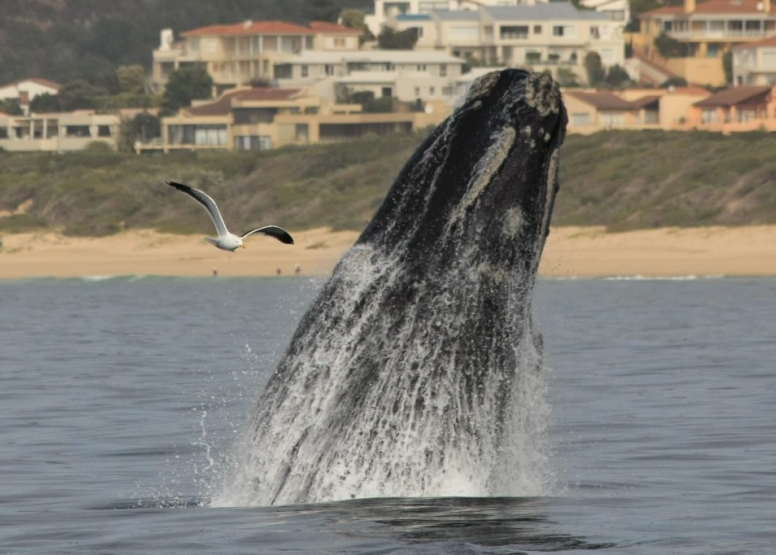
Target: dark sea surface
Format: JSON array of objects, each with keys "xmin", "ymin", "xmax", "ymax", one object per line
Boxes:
[{"xmin": 0, "ymin": 276, "xmax": 773, "ymax": 554}]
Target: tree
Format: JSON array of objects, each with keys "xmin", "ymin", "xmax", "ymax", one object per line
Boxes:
[
  {"xmin": 304, "ymin": 0, "xmax": 340, "ymax": 22},
  {"xmin": 119, "ymin": 112, "xmax": 161, "ymax": 151},
  {"xmin": 162, "ymin": 65, "xmax": 213, "ymax": 113},
  {"xmin": 556, "ymin": 67, "xmax": 580, "ymax": 87},
  {"xmin": 654, "ymin": 32, "xmax": 685, "ymax": 58},
  {"xmin": 339, "ymin": 9, "xmax": 375, "ymax": 44},
  {"xmin": 660, "ymin": 76, "xmax": 688, "ymax": 88},
  {"xmin": 57, "ymin": 79, "xmax": 108, "ymax": 111},
  {"xmin": 117, "ymin": 64, "xmax": 146, "ymax": 94},
  {"xmin": 0, "ymin": 98, "xmax": 23, "ymax": 115},
  {"xmin": 722, "ymin": 50, "xmax": 733, "ymax": 85},
  {"xmin": 604, "ymin": 65, "xmax": 633, "ymax": 88},
  {"xmin": 584, "ymin": 51, "xmax": 605, "ymax": 87},
  {"xmin": 377, "ymin": 27, "xmax": 418, "ymax": 50},
  {"xmin": 29, "ymin": 93, "xmax": 62, "ymax": 113}
]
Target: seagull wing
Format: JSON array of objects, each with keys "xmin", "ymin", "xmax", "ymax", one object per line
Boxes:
[
  {"xmin": 240, "ymin": 226, "xmax": 294, "ymax": 245},
  {"xmin": 166, "ymin": 181, "xmax": 229, "ymax": 237}
]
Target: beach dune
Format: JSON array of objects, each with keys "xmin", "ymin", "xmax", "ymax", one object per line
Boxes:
[{"xmin": 1, "ymin": 226, "xmax": 775, "ymax": 279}]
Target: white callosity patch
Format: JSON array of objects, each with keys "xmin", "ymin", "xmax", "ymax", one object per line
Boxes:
[
  {"xmin": 450, "ymin": 126, "xmax": 516, "ymax": 226},
  {"xmin": 502, "ymin": 207, "xmax": 525, "ymax": 238},
  {"xmin": 524, "ymin": 73, "xmax": 561, "ymax": 118}
]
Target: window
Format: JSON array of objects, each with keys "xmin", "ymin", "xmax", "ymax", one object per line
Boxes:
[
  {"xmin": 414, "ymin": 86, "xmax": 421, "ymax": 96},
  {"xmin": 644, "ymin": 110, "xmax": 659, "ymax": 124},
  {"xmin": 301, "ymin": 65, "xmax": 309, "ymax": 78},
  {"xmin": 701, "ymin": 109, "xmax": 718, "ymax": 124},
  {"xmin": 500, "ymin": 25, "xmax": 529, "ymax": 39},
  {"xmin": 440, "ymin": 64, "xmax": 447, "ymax": 77},
  {"xmin": 534, "ymin": 25, "xmax": 542, "ymax": 34},
  {"xmin": 97, "ymin": 125, "xmax": 112, "ymax": 137},
  {"xmin": 235, "ymin": 135, "xmax": 272, "ymax": 150},
  {"xmin": 381, "ymin": 87, "xmax": 393, "ymax": 97},
  {"xmin": 252, "ymin": 36, "xmax": 261, "ymax": 54},
  {"xmin": 65, "ymin": 125, "xmax": 90, "ymax": 137},
  {"xmin": 553, "ymin": 25, "xmax": 575, "ymax": 38},
  {"xmin": 334, "ymin": 37, "xmax": 346, "ymax": 47},
  {"xmin": 600, "ymin": 112, "xmax": 624, "ymax": 127},
  {"xmin": 526, "ymin": 51, "xmax": 541, "ymax": 63},
  {"xmin": 188, "ymin": 38, "xmax": 200, "ymax": 54},
  {"xmin": 429, "ymin": 86, "xmax": 436, "ymax": 95},
  {"xmin": 417, "ymin": 64, "xmax": 427, "ymax": 71},
  {"xmin": 590, "ymin": 26, "xmax": 600, "ymax": 39},
  {"xmin": 0, "ymin": 127, "xmax": 8, "ymax": 139},
  {"xmin": 571, "ymin": 113, "xmax": 590, "ymax": 126},
  {"xmin": 325, "ymin": 64, "xmax": 335, "ymax": 76},
  {"xmin": 707, "ymin": 43, "xmax": 720, "ymax": 58}
]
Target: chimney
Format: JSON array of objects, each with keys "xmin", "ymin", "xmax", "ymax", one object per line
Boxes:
[
  {"xmin": 160, "ymin": 28, "xmax": 173, "ymax": 51},
  {"xmin": 684, "ymin": 0, "xmax": 696, "ymax": 13}
]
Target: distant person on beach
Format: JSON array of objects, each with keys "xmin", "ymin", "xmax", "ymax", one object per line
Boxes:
[{"xmin": 294, "ymin": 263, "xmax": 301, "ymax": 275}]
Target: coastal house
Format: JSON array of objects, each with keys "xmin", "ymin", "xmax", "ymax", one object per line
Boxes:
[
  {"xmin": 386, "ymin": 3, "xmax": 625, "ymax": 83},
  {"xmin": 732, "ymin": 36, "xmax": 776, "ymax": 84},
  {"xmin": 151, "ymin": 20, "xmax": 360, "ymax": 94},
  {"xmin": 681, "ymin": 84, "xmax": 776, "ymax": 131},
  {"xmin": 273, "ymin": 50, "xmax": 464, "ymax": 105},
  {"xmin": 635, "ymin": 0, "xmax": 776, "ymax": 86},
  {"xmin": 562, "ymin": 86, "xmax": 711, "ymax": 133},
  {"xmin": 0, "ymin": 78, "xmax": 61, "ymax": 115},
  {"xmin": 136, "ymin": 86, "xmax": 446, "ymax": 154},
  {"xmin": 365, "ymin": 0, "xmax": 628, "ymax": 37},
  {"xmin": 0, "ymin": 111, "xmax": 119, "ymax": 152}
]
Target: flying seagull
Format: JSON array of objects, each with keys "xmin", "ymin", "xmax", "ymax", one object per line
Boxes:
[{"xmin": 166, "ymin": 181, "xmax": 294, "ymax": 251}]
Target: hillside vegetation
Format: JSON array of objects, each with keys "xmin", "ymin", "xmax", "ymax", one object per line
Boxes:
[{"xmin": 1, "ymin": 130, "xmax": 775, "ymax": 237}]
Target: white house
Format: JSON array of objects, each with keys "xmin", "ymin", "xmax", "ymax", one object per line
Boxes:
[
  {"xmin": 387, "ymin": 3, "xmax": 624, "ymax": 82},
  {"xmin": 0, "ymin": 78, "xmax": 61, "ymax": 115},
  {"xmin": 366, "ymin": 0, "xmax": 628, "ymax": 37},
  {"xmin": 274, "ymin": 50, "xmax": 465, "ymax": 104},
  {"xmin": 733, "ymin": 36, "xmax": 776, "ymax": 86},
  {"xmin": 0, "ymin": 111, "xmax": 119, "ymax": 153}
]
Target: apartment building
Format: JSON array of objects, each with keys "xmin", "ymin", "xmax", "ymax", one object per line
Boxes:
[
  {"xmin": 366, "ymin": 0, "xmax": 627, "ymax": 36},
  {"xmin": 733, "ymin": 36, "xmax": 776, "ymax": 84},
  {"xmin": 137, "ymin": 86, "xmax": 446, "ymax": 153},
  {"xmin": 388, "ymin": 3, "xmax": 624, "ymax": 82},
  {"xmin": 273, "ymin": 50, "xmax": 464, "ymax": 104},
  {"xmin": 635, "ymin": 0, "xmax": 776, "ymax": 86},
  {"xmin": 0, "ymin": 111, "xmax": 119, "ymax": 152},
  {"xmin": 151, "ymin": 20, "xmax": 360, "ymax": 93}
]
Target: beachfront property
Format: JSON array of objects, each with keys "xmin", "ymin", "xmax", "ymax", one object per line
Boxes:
[
  {"xmin": 386, "ymin": 3, "xmax": 624, "ymax": 83},
  {"xmin": 151, "ymin": 20, "xmax": 361, "ymax": 94},
  {"xmin": 0, "ymin": 111, "xmax": 119, "ymax": 152},
  {"xmin": 563, "ymin": 86, "xmax": 711, "ymax": 132},
  {"xmin": 365, "ymin": 0, "xmax": 628, "ymax": 37},
  {"xmin": 273, "ymin": 50, "xmax": 464, "ymax": 106},
  {"xmin": 136, "ymin": 86, "xmax": 445, "ymax": 154},
  {"xmin": 633, "ymin": 0, "xmax": 776, "ymax": 86},
  {"xmin": 0, "ymin": 78, "xmax": 61, "ymax": 116},
  {"xmin": 679, "ymin": 84, "xmax": 776, "ymax": 131},
  {"xmin": 732, "ymin": 36, "xmax": 776, "ymax": 84}
]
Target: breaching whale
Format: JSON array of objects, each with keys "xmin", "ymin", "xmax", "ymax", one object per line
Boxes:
[{"xmin": 214, "ymin": 69, "xmax": 568, "ymax": 506}]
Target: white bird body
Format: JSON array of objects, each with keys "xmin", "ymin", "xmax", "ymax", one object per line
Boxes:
[{"xmin": 166, "ymin": 181, "xmax": 294, "ymax": 252}]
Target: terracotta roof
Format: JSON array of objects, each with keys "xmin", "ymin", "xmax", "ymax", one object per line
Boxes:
[
  {"xmin": 693, "ymin": 85, "xmax": 771, "ymax": 107},
  {"xmin": 733, "ymin": 35, "xmax": 776, "ymax": 49},
  {"xmin": 642, "ymin": 0, "xmax": 773, "ymax": 16},
  {"xmin": 565, "ymin": 90, "xmax": 637, "ymax": 110},
  {"xmin": 184, "ymin": 88, "xmax": 302, "ymax": 116},
  {"xmin": 182, "ymin": 20, "xmax": 314, "ymax": 37},
  {"xmin": 308, "ymin": 21, "xmax": 361, "ymax": 35},
  {"xmin": 670, "ymin": 86, "xmax": 712, "ymax": 95}
]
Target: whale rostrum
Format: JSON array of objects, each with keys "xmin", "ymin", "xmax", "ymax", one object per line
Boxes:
[{"xmin": 214, "ymin": 69, "xmax": 568, "ymax": 506}]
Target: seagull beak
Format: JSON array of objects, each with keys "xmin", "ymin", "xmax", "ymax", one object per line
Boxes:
[{"xmin": 241, "ymin": 244, "xmax": 246, "ymax": 249}]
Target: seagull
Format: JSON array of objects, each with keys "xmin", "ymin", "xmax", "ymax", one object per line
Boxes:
[{"xmin": 166, "ymin": 181, "xmax": 294, "ymax": 251}]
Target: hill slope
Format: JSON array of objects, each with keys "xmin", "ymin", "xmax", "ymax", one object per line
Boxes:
[{"xmin": 1, "ymin": 130, "xmax": 775, "ymax": 237}]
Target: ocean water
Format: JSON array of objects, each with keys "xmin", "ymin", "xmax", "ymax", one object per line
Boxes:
[{"xmin": 0, "ymin": 276, "xmax": 774, "ymax": 554}]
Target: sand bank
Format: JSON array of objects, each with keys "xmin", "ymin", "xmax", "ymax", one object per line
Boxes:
[{"xmin": 1, "ymin": 226, "xmax": 775, "ymax": 280}]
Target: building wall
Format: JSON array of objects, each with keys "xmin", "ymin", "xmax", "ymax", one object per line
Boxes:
[
  {"xmin": 0, "ymin": 81, "xmax": 59, "ymax": 102},
  {"xmin": 664, "ymin": 57, "xmax": 727, "ymax": 87}
]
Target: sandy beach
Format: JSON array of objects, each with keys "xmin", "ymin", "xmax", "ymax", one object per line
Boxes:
[{"xmin": 1, "ymin": 225, "xmax": 775, "ymax": 279}]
